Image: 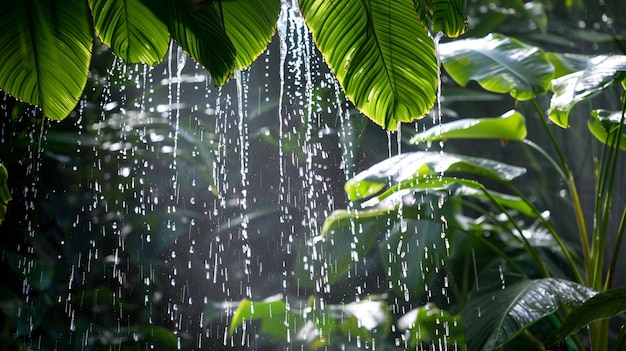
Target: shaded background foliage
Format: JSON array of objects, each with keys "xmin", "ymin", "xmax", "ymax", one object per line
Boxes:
[{"xmin": 1, "ymin": 0, "xmax": 626, "ymax": 350}]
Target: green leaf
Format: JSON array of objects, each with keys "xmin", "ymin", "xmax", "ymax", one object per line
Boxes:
[
  {"xmin": 89, "ymin": 0, "xmax": 169, "ymax": 65},
  {"xmin": 299, "ymin": 0, "xmax": 438, "ymax": 130},
  {"xmin": 0, "ymin": 0, "xmax": 92, "ymax": 120},
  {"xmin": 545, "ymin": 53, "xmax": 591, "ymax": 79},
  {"xmin": 229, "ymin": 297, "xmax": 296, "ymax": 340},
  {"xmin": 462, "ymin": 277, "xmax": 596, "ymax": 350},
  {"xmin": 546, "ymin": 286, "xmax": 626, "ymax": 346},
  {"xmin": 549, "ymin": 55, "xmax": 626, "ymax": 128},
  {"xmin": 0, "ymin": 164, "xmax": 10, "ymax": 225},
  {"xmin": 398, "ymin": 303, "xmax": 465, "ymax": 347},
  {"xmin": 160, "ymin": 0, "xmax": 237, "ymax": 86},
  {"xmin": 345, "ymin": 151, "xmax": 526, "ymax": 201},
  {"xmin": 222, "ymin": 0, "xmax": 280, "ymax": 69},
  {"xmin": 439, "ymin": 33, "xmax": 554, "ymax": 101},
  {"xmin": 588, "ymin": 109, "xmax": 626, "ymax": 151},
  {"xmin": 416, "ymin": 0, "xmax": 468, "ymax": 38},
  {"xmin": 410, "ymin": 110, "xmax": 527, "ymax": 143},
  {"xmin": 296, "ymin": 207, "xmax": 394, "ymax": 286}
]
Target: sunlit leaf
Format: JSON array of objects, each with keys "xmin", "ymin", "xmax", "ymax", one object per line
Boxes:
[
  {"xmin": 549, "ymin": 55, "xmax": 626, "ymax": 128},
  {"xmin": 588, "ymin": 109, "xmax": 626, "ymax": 151},
  {"xmin": 416, "ymin": 0, "xmax": 468, "ymax": 38},
  {"xmin": 0, "ymin": 164, "xmax": 10, "ymax": 225},
  {"xmin": 222, "ymin": 0, "xmax": 280, "ymax": 69},
  {"xmin": 229, "ymin": 297, "xmax": 296, "ymax": 340},
  {"xmin": 546, "ymin": 286, "xmax": 626, "ymax": 346},
  {"xmin": 439, "ymin": 33, "xmax": 554, "ymax": 101},
  {"xmin": 462, "ymin": 277, "xmax": 596, "ymax": 350},
  {"xmin": 0, "ymin": 0, "xmax": 92, "ymax": 120},
  {"xmin": 345, "ymin": 151, "xmax": 526, "ymax": 201},
  {"xmin": 545, "ymin": 53, "xmax": 591, "ymax": 79},
  {"xmin": 89, "ymin": 0, "xmax": 169, "ymax": 65},
  {"xmin": 158, "ymin": 0, "xmax": 237, "ymax": 86},
  {"xmin": 398, "ymin": 303, "xmax": 465, "ymax": 347},
  {"xmin": 410, "ymin": 110, "xmax": 527, "ymax": 143},
  {"xmin": 299, "ymin": 0, "xmax": 438, "ymax": 130}
]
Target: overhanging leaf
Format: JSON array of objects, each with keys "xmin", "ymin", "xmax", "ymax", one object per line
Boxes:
[
  {"xmin": 439, "ymin": 33, "xmax": 554, "ymax": 101},
  {"xmin": 461, "ymin": 277, "xmax": 596, "ymax": 350},
  {"xmin": 588, "ymin": 109, "xmax": 626, "ymax": 151},
  {"xmin": 0, "ymin": 0, "xmax": 92, "ymax": 120},
  {"xmin": 89, "ymin": 0, "xmax": 169, "ymax": 65},
  {"xmin": 546, "ymin": 286, "xmax": 626, "ymax": 346},
  {"xmin": 549, "ymin": 55, "xmax": 626, "ymax": 128},
  {"xmin": 410, "ymin": 110, "xmax": 527, "ymax": 143},
  {"xmin": 345, "ymin": 151, "xmax": 526, "ymax": 201},
  {"xmin": 415, "ymin": 0, "xmax": 468, "ymax": 38},
  {"xmin": 299, "ymin": 0, "xmax": 438, "ymax": 130},
  {"xmin": 222, "ymin": 0, "xmax": 280, "ymax": 69},
  {"xmin": 158, "ymin": 0, "xmax": 237, "ymax": 86}
]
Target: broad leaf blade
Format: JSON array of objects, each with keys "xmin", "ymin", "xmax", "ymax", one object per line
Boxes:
[
  {"xmin": 90, "ymin": 0, "xmax": 169, "ymax": 65},
  {"xmin": 439, "ymin": 33, "xmax": 554, "ymax": 101},
  {"xmin": 0, "ymin": 0, "xmax": 92, "ymax": 120},
  {"xmin": 410, "ymin": 110, "xmax": 527, "ymax": 143},
  {"xmin": 416, "ymin": 0, "xmax": 468, "ymax": 38},
  {"xmin": 164, "ymin": 0, "xmax": 236, "ymax": 86},
  {"xmin": 547, "ymin": 286, "xmax": 626, "ymax": 346},
  {"xmin": 462, "ymin": 277, "xmax": 596, "ymax": 350},
  {"xmin": 229, "ymin": 298, "xmax": 295, "ymax": 340},
  {"xmin": 222, "ymin": 0, "xmax": 280, "ymax": 69},
  {"xmin": 345, "ymin": 151, "xmax": 526, "ymax": 201},
  {"xmin": 549, "ymin": 55, "xmax": 626, "ymax": 128},
  {"xmin": 299, "ymin": 0, "xmax": 438, "ymax": 130},
  {"xmin": 545, "ymin": 53, "xmax": 591, "ymax": 79},
  {"xmin": 588, "ymin": 109, "xmax": 626, "ymax": 151}
]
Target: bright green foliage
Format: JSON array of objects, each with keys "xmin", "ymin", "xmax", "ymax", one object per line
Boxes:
[
  {"xmin": 439, "ymin": 33, "xmax": 554, "ymax": 101},
  {"xmin": 89, "ymin": 0, "xmax": 169, "ymax": 65},
  {"xmin": 588, "ymin": 109, "xmax": 626, "ymax": 151},
  {"xmin": 415, "ymin": 0, "xmax": 468, "ymax": 38},
  {"xmin": 222, "ymin": 0, "xmax": 281, "ymax": 69},
  {"xmin": 0, "ymin": 0, "xmax": 92, "ymax": 120},
  {"xmin": 547, "ymin": 286, "xmax": 626, "ymax": 346},
  {"xmin": 545, "ymin": 53, "xmax": 590, "ymax": 79},
  {"xmin": 0, "ymin": 164, "xmax": 10, "ymax": 224},
  {"xmin": 462, "ymin": 277, "xmax": 597, "ymax": 350},
  {"xmin": 549, "ymin": 55, "xmax": 626, "ymax": 128},
  {"xmin": 299, "ymin": 0, "xmax": 439, "ymax": 130},
  {"xmin": 398, "ymin": 303, "xmax": 465, "ymax": 347},
  {"xmin": 345, "ymin": 151, "xmax": 526, "ymax": 201},
  {"xmin": 410, "ymin": 110, "xmax": 527, "ymax": 143}
]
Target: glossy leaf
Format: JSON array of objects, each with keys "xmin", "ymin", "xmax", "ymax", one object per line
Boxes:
[
  {"xmin": 588, "ymin": 109, "xmax": 626, "ymax": 151},
  {"xmin": 0, "ymin": 0, "xmax": 92, "ymax": 120},
  {"xmin": 416, "ymin": 0, "xmax": 468, "ymax": 38},
  {"xmin": 222, "ymin": 0, "xmax": 280, "ymax": 69},
  {"xmin": 549, "ymin": 55, "xmax": 626, "ymax": 128},
  {"xmin": 299, "ymin": 0, "xmax": 438, "ymax": 130},
  {"xmin": 345, "ymin": 151, "xmax": 526, "ymax": 201},
  {"xmin": 439, "ymin": 33, "xmax": 554, "ymax": 101},
  {"xmin": 398, "ymin": 303, "xmax": 465, "ymax": 347},
  {"xmin": 89, "ymin": 0, "xmax": 169, "ymax": 65},
  {"xmin": 0, "ymin": 164, "xmax": 11, "ymax": 225},
  {"xmin": 462, "ymin": 277, "xmax": 596, "ymax": 350},
  {"xmin": 545, "ymin": 53, "xmax": 591, "ymax": 79},
  {"xmin": 229, "ymin": 297, "xmax": 295, "ymax": 340},
  {"xmin": 162, "ymin": 0, "xmax": 237, "ymax": 86},
  {"xmin": 410, "ymin": 110, "xmax": 527, "ymax": 143},
  {"xmin": 546, "ymin": 286, "xmax": 626, "ymax": 346}
]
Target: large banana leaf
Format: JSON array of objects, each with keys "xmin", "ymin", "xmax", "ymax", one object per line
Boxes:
[
  {"xmin": 0, "ymin": 0, "xmax": 92, "ymax": 120},
  {"xmin": 410, "ymin": 110, "xmax": 527, "ymax": 143},
  {"xmin": 222, "ymin": 0, "xmax": 281, "ymax": 69},
  {"xmin": 549, "ymin": 55, "xmax": 626, "ymax": 128},
  {"xmin": 462, "ymin": 277, "xmax": 596, "ymax": 350},
  {"xmin": 546, "ymin": 286, "xmax": 626, "ymax": 346},
  {"xmin": 439, "ymin": 33, "xmax": 554, "ymax": 101},
  {"xmin": 89, "ymin": 0, "xmax": 169, "ymax": 65},
  {"xmin": 299, "ymin": 0, "xmax": 439, "ymax": 130},
  {"xmin": 345, "ymin": 151, "xmax": 526, "ymax": 201}
]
